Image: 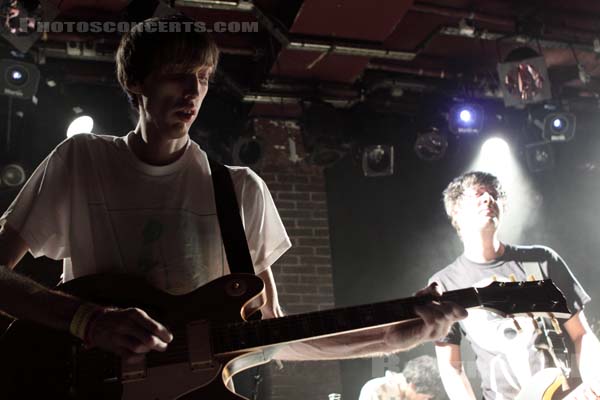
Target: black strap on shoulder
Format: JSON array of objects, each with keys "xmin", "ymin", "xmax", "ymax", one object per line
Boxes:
[{"xmin": 208, "ymin": 158, "xmax": 254, "ymax": 275}]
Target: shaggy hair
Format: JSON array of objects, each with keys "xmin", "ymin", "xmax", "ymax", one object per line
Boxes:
[
  {"xmin": 116, "ymin": 15, "xmax": 219, "ymax": 109},
  {"xmin": 443, "ymin": 171, "xmax": 507, "ymax": 232}
]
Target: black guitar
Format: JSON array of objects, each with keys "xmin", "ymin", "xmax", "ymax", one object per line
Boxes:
[{"xmin": 0, "ymin": 274, "xmax": 570, "ymax": 399}]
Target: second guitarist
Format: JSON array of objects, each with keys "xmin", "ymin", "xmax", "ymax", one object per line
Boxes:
[{"xmin": 429, "ymin": 171, "xmax": 600, "ymax": 400}]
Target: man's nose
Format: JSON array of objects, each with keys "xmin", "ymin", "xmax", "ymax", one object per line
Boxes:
[
  {"xmin": 183, "ymin": 76, "xmax": 200, "ymax": 99},
  {"xmin": 480, "ymin": 192, "xmax": 494, "ymax": 204}
]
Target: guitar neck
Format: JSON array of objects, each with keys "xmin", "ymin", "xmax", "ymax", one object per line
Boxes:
[{"xmin": 213, "ymin": 287, "xmax": 480, "ymax": 354}]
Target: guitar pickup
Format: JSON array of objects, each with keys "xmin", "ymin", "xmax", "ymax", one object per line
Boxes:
[{"xmin": 187, "ymin": 320, "xmax": 215, "ymax": 371}]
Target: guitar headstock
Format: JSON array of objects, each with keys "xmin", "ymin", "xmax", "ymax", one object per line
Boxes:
[{"xmin": 476, "ymin": 280, "xmax": 571, "ymax": 319}]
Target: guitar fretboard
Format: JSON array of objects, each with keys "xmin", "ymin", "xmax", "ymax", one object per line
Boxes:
[{"xmin": 212, "ymin": 288, "xmax": 480, "ymax": 354}]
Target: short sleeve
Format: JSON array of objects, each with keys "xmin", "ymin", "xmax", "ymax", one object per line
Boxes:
[
  {"xmin": 234, "ymin": 168, "xmax": 291, "ymax": 274},
  {"xmin": 543, "ymin": 247, "xmax": 591, "ymax": 314},
  {"xmin": 0, "ymin": 149, "xmax": 71, "ymax": 260}
]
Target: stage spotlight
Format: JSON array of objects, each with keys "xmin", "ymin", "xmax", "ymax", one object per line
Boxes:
[
  {"xmin": 471, "ymin": 136, "xmax": 517, "ymax": 183},
  {"xmin": 232, "ymin": 135, "xmax": 264, "ymax": 167},
  {"xmin": 525, "ymin": 142, "xmax": 555, "ymax": 172},
  {"xmin": 0, "ymin": 59, "xmax": 40, "ymax": 99},
  {"xmin": 481, "ymin": 137, "xmax": 510, "ymax": 161},
  {"xmin": 67, "ymin": 115, "xmax": 94, "ymax": 138},
  {"xmin": 1, "ymin": 164, "xmax": 26, "ymax": 187},
  {"xmin": 449, "ymin": 104, "xmax": 484, "ymax": 135},
  {"xmin": 362, "ymin": 145, "xmax": 394, "ymax": 177},
  {"xmin": 414, "ymin": 127, "xmax": 447, "ymax": 161},
  {"xmin": 542, "ymin": 112, "xmax": 575, "ymax": 142},
  {"xmin": 497, "ymin": 47, "xmax": 552, "ymax": 108}
]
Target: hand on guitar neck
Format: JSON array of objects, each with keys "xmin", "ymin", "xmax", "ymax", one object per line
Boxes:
[{"xmin": 383, "ymin": 283, "xmax": 468, "ymax": 350}]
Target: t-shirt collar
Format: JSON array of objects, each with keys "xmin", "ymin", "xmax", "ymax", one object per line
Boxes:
[{"xmin": 123, "ymin": 131, "xmax": 191, "ymax": 176}]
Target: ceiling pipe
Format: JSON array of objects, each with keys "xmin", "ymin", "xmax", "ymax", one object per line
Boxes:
[
  {"xmin": 366, "ymin": 62, "xmax": 503, "ymax": 99},
  {"xmin": 438, "ymin": 26, "xmax": 597, "ymax": 53},
  {"xmin": 413, "ymin": 3, "xmax": 600, "ymax": 49},
  {"xmin": 173, "ymin": 0, "xmax": 253, "ymax": 11},
  {"xmin": 411, "ymin": 3, "xmax": 515, "ymax": 29},
  {"xmin": 367, "ymin": 61, "xmax": 456, "ymax": 80},
  {"xmin": 261, "ymin": 80, "xmax": 359, "ymax": 98},
  {"xmin": 242, "ymin": 94, "xmax": 300, "ymax": 104},
  {"xmin": 242, "ymin": 93, "xmax": 359, "ymax": 108},
  {"xmin": 365, "ymin": 78, "xmax": 436, "ymax": 94},
  {"xmin": 172, "ymin": 0, "xmax": 417, "ymax": 61}
]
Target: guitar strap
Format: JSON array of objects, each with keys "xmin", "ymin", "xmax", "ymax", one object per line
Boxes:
[
  {"xmin": 208, "ymin": 158, "xmax": 254, "ymax": 275},
  {"xmin": 521, "ymin": 261, "xmax": 571, "ymax": 379},
  {"xmin": 208, "ymin": 158, "xmax": 264, "ymax": 396}
]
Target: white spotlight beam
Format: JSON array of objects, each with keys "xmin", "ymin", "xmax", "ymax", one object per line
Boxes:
[
  {"xmin": 469, "ymin": 136, "xmax": 539, "ymax": 244},
  {"xmin": 67, "ymin": 115, "xmax": 94, "ymax": 138}
]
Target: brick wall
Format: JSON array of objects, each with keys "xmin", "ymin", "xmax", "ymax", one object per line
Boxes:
[
  {"xmin": 254, "ymin": 119, "xmax": 343, "ymax": 400},
  {"xmin": 261, "ymin": 169, "xmax": 333, "ymax": 314}
]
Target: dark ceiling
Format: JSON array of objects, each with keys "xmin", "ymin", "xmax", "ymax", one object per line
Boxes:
[{"xmin": 3, "ymin": 0, "xmax": 600, "ymax": 118}]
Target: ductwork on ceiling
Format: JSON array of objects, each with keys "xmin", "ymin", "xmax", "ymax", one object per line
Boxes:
[
  {"xmin": 412, "ymin": 2, "xmax": 600, "ymax": 53},
  {"xmin": 24, "ymin": 0, "xmax": 600, "ymax": 109},
  {"xmin": 173, "ymin": 0, "xmax": 417, "ymax": 61}
]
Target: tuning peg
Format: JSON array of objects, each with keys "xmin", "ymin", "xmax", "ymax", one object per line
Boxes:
[
  {"xmin": 511, "ymin": 317, "xmax": 522, "ymax": 332},
  {"xmin": 550, "ymin": 315, "xmax": 562, "ymax": 334}
]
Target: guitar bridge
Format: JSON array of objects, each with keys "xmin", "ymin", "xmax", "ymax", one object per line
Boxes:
[{"xmin": 187, "ymin": 320, "xmax": 215, "ymax": 371}]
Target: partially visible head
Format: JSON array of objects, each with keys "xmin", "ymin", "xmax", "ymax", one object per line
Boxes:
[
  {"xmin": 116, "ymin": 15, "xmax": 219, "ymax": 110},
  {"xmin": 401, "ymin": 355, "xmax": 445, "ymax": 400},
  {"xmin": 443, "ymin": 171, "xmax": 507, "ymax": 235},
  {"xmin": 359, "ymin": 356, "xmax": 445, "ymax": 400}
]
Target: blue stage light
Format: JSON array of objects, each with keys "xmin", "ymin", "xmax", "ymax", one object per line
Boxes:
[
  {"xmin": 459, "ymin": 109, "xmax": 472, "ymax": 123},
  {"xmin": 449, "ymin": 104, "xmax": 484, "ymax": 134},
  {"xmin": 543, "ymin": 113, "xmax": 575, "ymax": 142},
  {"xmin": 552, "ymin": 117, "xmax": 565, "ymax": 130}
]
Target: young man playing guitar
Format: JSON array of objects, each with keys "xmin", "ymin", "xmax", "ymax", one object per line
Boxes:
[
  {"xmin": 0, "ymin": 15, "xmax": 465, "ymax": 397},
  {"xmin": 430, "ymin": 171, "xmax": 600, "ymax": 400}
]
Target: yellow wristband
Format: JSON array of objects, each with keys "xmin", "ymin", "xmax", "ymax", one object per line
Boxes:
[{"xmin": 69, "ymin": 303, "xmax": 101, "ymax": 341}]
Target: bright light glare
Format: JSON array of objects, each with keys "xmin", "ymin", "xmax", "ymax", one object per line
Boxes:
[
  {"xmin": 473, "ymin": 137, "xmax": 512, "ymax": 187},
  {"xmin": 481, "ymin": 137, "xmax": 510, "ymax": 159},
  {"xmin": 469, "ymin": 135, "xmax": 536, "ymax": 244},
  {"xmin": 67, "ymin": 115, "xmax": 94, "ymax": 138},
  {"xmin": 459, "ymin": 109, "xmax": 472, "ymax": 123},
  {"xmin": 552, "ymin": 118, "xmax": 564, "ymax": 129}
]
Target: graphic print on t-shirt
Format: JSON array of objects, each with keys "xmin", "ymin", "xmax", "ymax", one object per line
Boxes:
[
  {"xmin": 138, "ymin": 219, "xmax": 165, "ymax": 274},
  {"xmin": 463, "ymin": 276, "xmax": 546, "ymax": 397},
  {"xmin": 110, "ymin": 209, "xmax": 223, "ymax": 295}
]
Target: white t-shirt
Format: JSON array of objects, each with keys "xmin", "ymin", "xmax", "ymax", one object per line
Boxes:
[{"xmin": 1, "ymin": 132, "xmax": 291, "ymax": 295}]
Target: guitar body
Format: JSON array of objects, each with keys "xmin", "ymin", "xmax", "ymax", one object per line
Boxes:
[
  {"xmin": 515, "ymin": 368, "xmax": 582, "ymax": 400},
  {"xmin": 0, "ymin": 273, "xmax": 268, "ymax": 400}
]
